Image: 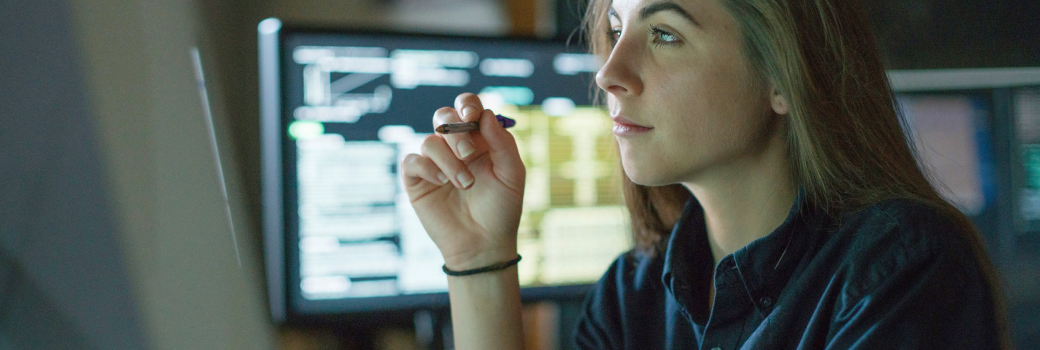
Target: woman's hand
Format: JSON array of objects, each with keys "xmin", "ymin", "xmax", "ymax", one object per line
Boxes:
[{"xmin": 400, "ymin": 93, "xmax": 526, "ymax": 271}]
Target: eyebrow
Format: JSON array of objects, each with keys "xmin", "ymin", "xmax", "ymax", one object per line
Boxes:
[{"xmin": 609, "ymin": 2, "xmax": 701, "ymax": 27}]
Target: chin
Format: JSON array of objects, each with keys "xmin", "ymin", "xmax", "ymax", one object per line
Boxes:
[{"xmin": 620, "ymin": 157, "xmax": 674, "ymax": 187}]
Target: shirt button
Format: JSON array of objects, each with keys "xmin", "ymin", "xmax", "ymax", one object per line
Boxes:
[{"xmin": 759, "ymin": 297, "xmax": 774, "ymax": 308}]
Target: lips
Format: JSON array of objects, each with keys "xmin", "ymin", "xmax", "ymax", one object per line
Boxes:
[
  {"xmin": 611, "ymin": 115, "xmax": 653, "ymax": 136},
  {"xmin": 611, "ymin": 115, "xmax": 650, "ymax": 128}
]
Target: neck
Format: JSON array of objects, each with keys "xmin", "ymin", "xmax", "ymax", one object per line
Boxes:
[{"xmin": 682, "ymin": 131, "xmax": 796, "ymax": 267}]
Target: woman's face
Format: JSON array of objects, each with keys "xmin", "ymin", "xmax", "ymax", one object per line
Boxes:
[{"xmin": 597, "ymin": 0, "xmax": 783, "ymax": 186}]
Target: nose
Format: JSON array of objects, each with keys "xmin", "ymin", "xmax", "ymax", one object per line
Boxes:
[{"xmin": 594, "ymin": 37, "xmax": 643, "ymax": 97}]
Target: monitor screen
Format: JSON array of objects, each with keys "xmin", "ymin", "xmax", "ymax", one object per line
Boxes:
[
  {"xmin": 1015, "ymin": 89, "xmax": 1040, "ymax": 231},
  {"xmin": 259, "ymin": 19, "xmax": 629, "ymax": 321},
  {"xmin": 896, "ymin": 93, "xmax": 997, "ymax": 218}
]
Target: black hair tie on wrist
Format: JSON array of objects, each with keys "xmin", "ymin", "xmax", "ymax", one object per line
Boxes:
[{"xmin": 442, "ymin": 255, "xmax": 522, "ymax": 276}]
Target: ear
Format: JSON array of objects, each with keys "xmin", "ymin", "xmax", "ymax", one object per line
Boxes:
[{"xmin": 770, "ymin": 88, "xmax": 789, "ymax": 116}]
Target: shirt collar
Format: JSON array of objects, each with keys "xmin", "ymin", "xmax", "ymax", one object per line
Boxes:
[
  {"xmin": 660, "ymin": 188, "xmax": 818, "ymax": 311},
  {"xmin": 731, "ymin": 189, "xmax": 817, "ymax": 307},
  {"xmin": 660, "ymin": 196, "xmax": 714, "ymax": 321}
]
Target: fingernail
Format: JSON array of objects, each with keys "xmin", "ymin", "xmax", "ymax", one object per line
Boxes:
[
  {"xmin": 462, "ymin": 105, "xmax": 478, "ymax": 118},
  {"xmin": 457, "ymin": 139, "xmax": 475, "ymax": 158},
  {"xmin": 437, "ymin": 172, "xmax": 450, "ymax": 184},
  {"xmin": 457, "ymin": 172, "xmax": 474, "ymax": 188}
]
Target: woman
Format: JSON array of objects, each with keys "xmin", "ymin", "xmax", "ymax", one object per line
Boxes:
[{"xmin": 400, "ymin": 0, "xmax": 1008, "ymax": 348}]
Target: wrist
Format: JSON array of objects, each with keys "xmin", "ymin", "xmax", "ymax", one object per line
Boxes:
[
  {"xmin": 443, "ymin": 255, "xmax": 521, "ymax": 276},
  {"xmin": 442, "ymin": 246, "xmax": 518, "ymax": 271}
]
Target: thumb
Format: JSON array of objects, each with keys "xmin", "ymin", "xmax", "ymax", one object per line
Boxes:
[{"xmin": 477, "ymin": 109, "xmax": 524, "ymax": 181}]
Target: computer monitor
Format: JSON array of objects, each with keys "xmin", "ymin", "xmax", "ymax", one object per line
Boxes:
[
  {"xmin": 1014, "ymin": 88, "xmax": 1040, "ymax": 233},
  {"xmin": 895, "ymin": 93, "xmax": 997, "ymax": 218},
  {"xmin": 259, "ymin": 19, "xmax": 628, "ymax": 323},
  {"xmin": 888, "ymin": 69, "xmax": 1040, "ymax": 235}
]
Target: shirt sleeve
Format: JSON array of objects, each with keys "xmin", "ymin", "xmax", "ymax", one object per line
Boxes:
[{"xmin": 824, "ymin": 231, "xmax": 1003, "ymax": 349}]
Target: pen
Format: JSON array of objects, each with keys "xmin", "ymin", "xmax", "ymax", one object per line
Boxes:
[{"xmin": 436, "ymin": 114, "xmax": 516, "ymax": 134}]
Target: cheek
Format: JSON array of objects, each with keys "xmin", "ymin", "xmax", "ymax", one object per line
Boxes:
[
  {"xmin": 650, "ymin": 78, "xmax": 772, "ymax": 173},
  {"xmin": 619, "ymin": 53, "xmax": 774, "ymax": 184},
  {"xmin": 659, "ymin": 80, "xmax": 738, "ymax": 145},
  {"xmin": 673, "ymin": 65, "xmax": 770, "ymax": 141}
]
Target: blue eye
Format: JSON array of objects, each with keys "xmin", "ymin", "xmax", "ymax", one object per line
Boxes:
[
  {"xmin": 649, "ymin": 26, "xmax": 681, "ymax": 46},
  {"xmin": 658, "ymin": 31, "xmax": 678, "ymax": 43}
]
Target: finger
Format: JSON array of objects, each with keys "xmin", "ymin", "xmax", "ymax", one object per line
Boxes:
[
  {"xmin": 400, "ymin": 153, "xmax": 450, "ymax": 188},
  {"xmin": 433, "ymin": 107, "xmax": 484, "ymax": 161},
  {"xmin": 477, "ymin": 109, "xmax": 525, "ymax": 183},
  {"xmin": 447, "ymin": 93, "xmax": 486, "ymax": 161},
  {"xmin": 454, "ymin": 93, "xmax": 486, "ymax": 122},
  {"xmin": 420, "ymin": 134, "xmax": 475, "ymax": 190}
]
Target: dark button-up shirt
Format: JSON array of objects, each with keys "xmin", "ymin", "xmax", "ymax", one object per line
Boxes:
[{"xmin": 575, "ymin": 193, "xmax": 1000, "ymax": 349}]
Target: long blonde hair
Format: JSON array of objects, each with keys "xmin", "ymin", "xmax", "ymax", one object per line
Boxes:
[{"xmin": 584, "ymin": 0, "xmax": 1008, "ymax": 345}]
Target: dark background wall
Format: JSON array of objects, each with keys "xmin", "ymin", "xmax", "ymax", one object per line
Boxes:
[
  {"xmin": 862, "ymin": 0, "xmax": 1040, "ymax": 69},
  {"xmin": 0, "ymin": 0, "xmax": 146, "ymax": 348}
]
